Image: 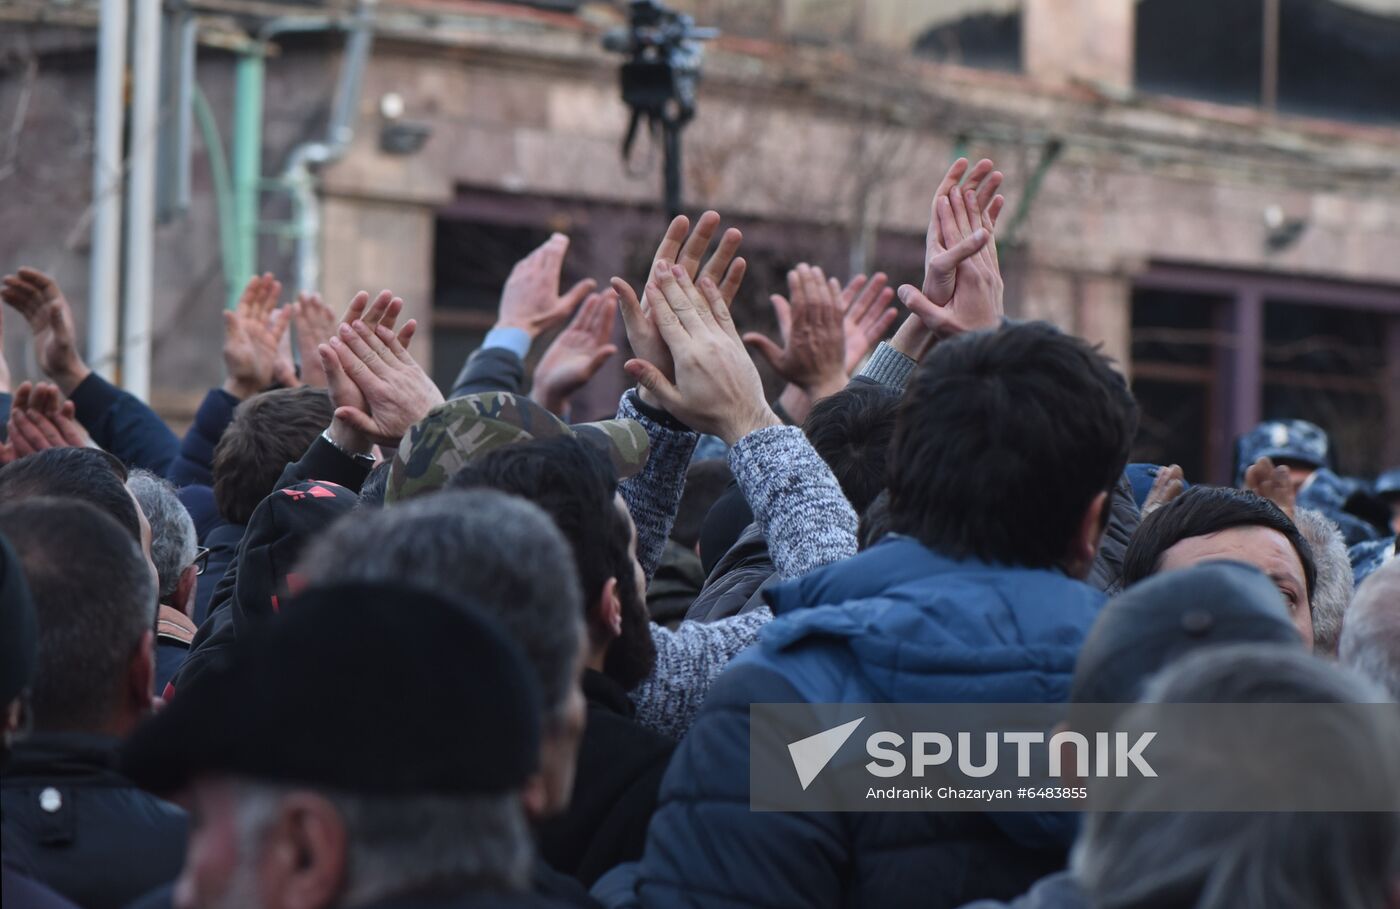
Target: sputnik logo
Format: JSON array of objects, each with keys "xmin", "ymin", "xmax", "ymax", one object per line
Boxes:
[{"xmin": 787, "ymin": 717, "xmax": 864, "ymax": 790}]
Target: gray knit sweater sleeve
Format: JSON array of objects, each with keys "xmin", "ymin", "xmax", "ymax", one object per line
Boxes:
[
  {"xmin": 729, "ymin": 424, "xmax": 858, "ymax": 579},
  {"xmin": 616, "ymin": 390, "xmax": 699, "ymax": 581},
  {"xmin": 857, "ymin": 341, "xmax": 918, "ymax": 389},
  {"xmin": 632, "ymin": 606, "xmax": 773, "ymax": 739}
]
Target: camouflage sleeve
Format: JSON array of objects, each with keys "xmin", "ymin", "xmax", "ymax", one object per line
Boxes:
[
  {"xmin": 631, "ymin": 606, "xmax": 773, "ymax": 739},
  {"xmin": 729, "ymin": 425, "xmax": 858, "ymax": 579},
  {"xmin": 616, "ymin": 390, "xmax": 699, "ymax": 581}
]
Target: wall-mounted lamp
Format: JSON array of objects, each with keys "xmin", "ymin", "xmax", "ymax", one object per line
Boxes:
[{"xmin": 378, "ymin": 92, "xmax": 432, "ymax": 156}]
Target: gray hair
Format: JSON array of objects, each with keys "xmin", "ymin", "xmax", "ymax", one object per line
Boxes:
[
  {"xmin": 296, "ymin": 489, "xmax": 583, "ymax": 721},
  {"xmin": 1073, "ymin": 643, "xmax": 1400, "ymax": 909},
  {"xmin": 1340, "ymin": 557, "xmax": 1400, "ymax": 700},
  {"xmin": 1293, "ymin": 508, "xmax": 1355, "ymax": 655},
  {"xmin": 127, "ymin": 469, "xmax": 198, "ymax": 600},
  {"xmin": 230, "ymin": 780, "xmax": 532, "ymax": 904}
]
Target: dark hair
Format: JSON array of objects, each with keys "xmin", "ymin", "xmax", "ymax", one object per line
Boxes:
[
  {"xmin": 1121, "ymin": 486, "xmax": 1317, "ymax": 598},
  {"xmin": 803, "ymin": 384, "xmax": 901, "ymax": 514},
  {"xmin": 359, "ymin": 461, "xmax": 391, "ymax": 508},
  {"xmin": 213, "ymin": 386, "xmax": 333, "ymax": 525},
  {"xmin": 449, "ymin": 437, "xmax": 654, "ymax": 689},
  {"xmin": 0, "ymin": 448, "xmax": 140, "ymax": 542},
  {"xmin": 673, "ymin": 460, "xmax": 734, "ymax": 550},
  {"xmin": 887, "ymin": 322, "xmax": 1138, "ymax": 568},
  {"xmin": 859, "ymin": 489, "xmax": 893, "ymax": 551},
  {"xmin": 0, "ymin": 499, "xmax": 156, "ymax": 731}
]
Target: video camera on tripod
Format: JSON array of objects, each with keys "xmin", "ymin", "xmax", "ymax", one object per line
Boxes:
[{"xmin": 603, "ymin": 0, "xmax": 718, "ymax": 216}]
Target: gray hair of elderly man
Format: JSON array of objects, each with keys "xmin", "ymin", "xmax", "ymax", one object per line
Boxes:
[
  {"xmin": 1293, "ymin": 508, "xmax": 1355, "ymax": 656},
  {"xmin": 127, "ymin": 469, "xmax": 197, "ymax": 601},
  {"xmin": 1340, "ymin": 556, "xmax": 1400, "ymax": 700},
  {"xmin": 1073, "ymin": 643, "xmax": 1400, "ymax": 909}
]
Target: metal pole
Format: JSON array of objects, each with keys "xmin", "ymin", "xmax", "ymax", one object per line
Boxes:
[
  {"xmin": 88, "ymin": 0, "xmax": 127, "ymax": 381},
  {"xmin": 158, "ymin": 11, "xmax": 197, "ymax": 222},
  {"xmin": 121, "ymin": 0, "xmax": 161, "ymax": 399},
  {"xmin": 1261, "ymin": 0, "xmax": 1280, "ymax": 113},
  {"xmin": 230, "ymin": 50, "xmax": 265, "ymax": 309},
  {"xmin": 663, "ymin": 121, "xmax": 682, "ymax": 220}
]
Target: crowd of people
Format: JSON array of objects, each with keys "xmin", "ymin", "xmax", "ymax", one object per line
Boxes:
[{"xmin": 0, "ymin": 156, "xmax": 1398, "ymax": 909}]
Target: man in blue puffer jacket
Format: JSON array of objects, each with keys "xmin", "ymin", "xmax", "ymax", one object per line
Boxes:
[{"xmin": 631, "ymin": 321, "xmax": 1139, "ymax": 909}]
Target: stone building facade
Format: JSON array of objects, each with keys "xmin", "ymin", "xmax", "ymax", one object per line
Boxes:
[{"xmin": 2, "ymin": 0, "xmax": 1398, "ymax": 481}]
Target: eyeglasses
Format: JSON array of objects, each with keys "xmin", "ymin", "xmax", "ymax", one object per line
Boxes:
[{"xmin": 193, "ymin": 546, "xmax": 211, "ymax": 576}]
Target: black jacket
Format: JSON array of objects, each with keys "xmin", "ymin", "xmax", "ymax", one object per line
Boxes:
[
  {"xmin": 645, "ymin": 541, "xmax": 705, "ymax": 629},
  {"xmin": 1086, "ymin": 475, "xmax": 1140, "ymax": 593},
  {"xmin": 0, "ymin": 734, "xmax": 186, "ymax": 909},
  {"xmin": 684, "ymin": 523, "xmax": 775, "ymax": 624},
  {"xmin": 536, "ymin": 671, "xmax": 674, "ymax": 887}
]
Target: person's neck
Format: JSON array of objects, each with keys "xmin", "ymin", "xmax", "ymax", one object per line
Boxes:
[{"xmin": 583, "ymin": 646, "xmax": 608, "ymax": 675}]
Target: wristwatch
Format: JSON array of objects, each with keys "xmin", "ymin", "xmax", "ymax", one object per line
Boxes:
[{"xmin": 320, "ymin": 429, "xmax": 376, "ymax": 467}]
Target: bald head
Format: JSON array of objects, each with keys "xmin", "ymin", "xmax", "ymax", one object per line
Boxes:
[{"xmin": 1339, "ymin": 557, "xmax": 1400, "ymax": 699}]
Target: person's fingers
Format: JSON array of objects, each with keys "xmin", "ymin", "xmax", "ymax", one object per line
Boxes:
[
  {"xmin": 352, "ymin": 319, "xmax": 398, "ymax": 367},
  {"xmin": 931, "ymin": 228, "xmax": 990, "ymax": 275},
  {"xmin": 9, "ymin": 408, "xmax": 48, "ymax": 455},
  {"xmin": 898, "ymin": 284, "xmax": 962, "ymax": 339},
  {"xmin": 717, "ymin": 256, "xmax": 747, "ymax": 304},
  {"xmin": 340, "ymin": 291, "xmax": 370, "ymax": 327},
  {"xmin": 987, "ymin": 195, "xmax": 1006, "ymax": 230},
  {"xmin": 335, "ymin": 323, "xmax": 389, "ymax": 380},
  {"xmin": 651, "ymin": 215, "xmax": 691, "ymax": 267},
  {"xmin": 842, "ymin": 274, "xmax": 868, "ymax": 308},
  {"xmin": 560, "ymin": 278, "xmax": 597, "ymax": 314},
  {"xmin": 770, "ymin": 294, "xmax": 793, "ymax": 341},
  {"xmin": 964, "ymin": 189, "xmax": 996, "ymax": 272},
  {"xmin": 870, "ymin": 305, "xmax": 900, "ymax": 339},
  {"xmin": 673, "ymin": 263, "xmax": 720, "ymax": 327},
  {"xmin": 27, "ymin": 382, "xmax": 56, "ymax": 415},
  {"xmin": 29, "ymin": 410, "xmax": 67, "ymax": 449},
  {"xmin": 932, "ymin": 158, "xmax": 970, "ymax": 210},
  {"xmin": 700, "ymin": 226, "xmax": 743, "ymax": 287},
  {"xmin": 848, "ymin": 273, "xmax": 886, "ymax": 322},
  {"xmin": 396, "ymin": 319, "xmax": 418, "ymax": 350},
  {"xmin": 624, "ymin": 357, "xmax": 682, "ymax": 411},
  {"xmin": 586, "ymin": 344, "xmax": 619, "ymax": 375},
  {"xmin": 936, "ymin": 194, "xmax": 962, "ymax": 251},
  {"xmin": 613, "ymin": 278, "xmax": 646, "ymax": 331},
  {"xmin": 975, "ymin": 171, "xmax": 1003, "ymax": 215},
  {"xmin": 377, "ymin": 297, "xmax": 405, "ymax": 334},
  {"xmin": 361, "ymin": 291, "xmax": 395, "ymax": 329},
  {"xmin": 949, "ymin": 179, "xmax": 975, "ymax": 239},
  {"xmin": 742, "ymin": 332, "xmax": 785, "ymax": 370},
  {"xmin": 678, "ymin": 211, "xmax": 721, "ymax": 276},
  {"xmin": 593, "ymin": 290, "xmax": 619, "ymax": 339},
  {"xmin": 654, "ymin": 262, "xmax": 706, "ymax": 333},
  {"xmin": 371, "ymin": 324, "xmax": 416, "ymax": 366},
  {"xmin": 269, "ymin": 305, "xmax": 292, "ymax": 343},
  {"xmin": 698, "ymin": 276, "xmax": 740, "ymax": 339},
  {"xmin": 643, "ymin": 272, "xmax": 691, "ymax": 346},
  {"xmin": 12, "ymin": 381, "xmax": 32, "ymax": 412},
  {"xmin": 860, "ymin": 286, "xmax": 897, "ymax": 330},
  {"xmin": 317, "ymin": 343, "xmax": 352, "ymax": 393}
]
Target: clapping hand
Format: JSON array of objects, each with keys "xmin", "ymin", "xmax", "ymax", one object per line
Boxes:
[
  {"xmin": 1244, "ymin": 457, "xmax": 1295, "ymax": 518},
  {"xmin": 839, "ymin": 273, "xmax": 899, "ymax": 374},
  {"xmin": 1, "ymin": 268, "xmax": 92, "ymax": 394},
  {"xmin": 743, "ymin": 264, "xmax": 847, "ymax": 422},
  {"xmin": 496, "ymin": 234, "xmax": 596, "ymax": 340},
  {"xmin": 531, "ymin": 289, "xmax": 620, "ymax": 418},
  {"xmin": 222, "ymin": 273, "xmax": 290, "ymax": 400},
  {"xmin": 623, "ymin": 261, "xmax": 779, "ymax": 446},
  {"xmin": 5, "ymin": 380, "xmax": 93, "ymax": 459}
]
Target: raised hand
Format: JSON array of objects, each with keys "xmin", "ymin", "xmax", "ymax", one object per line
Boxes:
[
  {"xmin": 531, "ymin": 289, "xmax": 620, "ymax": 417},
  {"xmin": 625, "ymin": 261, "xmax": 780, "ymax": 446},
  {"xmin": 6, "ymin": 380, "xmax": 93, "ymax": 457},
  {"xmin": 0, "ymin": 268, "xmax": 91, "ymax": 394},
  {"xmin": 496, "ymin": 234, "xmax": 596, "ymax": 339},
  {"xmin": 319, "ymin": 316, "xmax": 444, "ymax": 449},
  {"xmin": 291, "ymin": 291, "xmax": 339, "ymax": 388},
  {"xmin": 1244, "ymin": 456, "xmax": 1295, "ymax": 518},
  {"xmin": 1142, "ymin": 464, "xmax": 1187, "ymax": 516},
  {"xmin": 898, "ymin": 162, "xmax": 1006, "ymax": 346},
  {"xmin": 222, "ymin": 273, "xmax": 288, "ymax": 400},
  {"xmin": 616, "ymin": 211, "xmax": 747, "ymax": 411},
  {"xmin": 743, "ymin": 264, "xmax": 847, "ymax": 406},
  {"xmin": 840, "ymin": 273, "xmax": 898, "ymax": 374}
]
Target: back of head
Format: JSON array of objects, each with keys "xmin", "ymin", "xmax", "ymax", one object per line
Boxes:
[
  {"xmin": 1340, "ymin": 557, "xmax": 1400, "ymax": 700},
  {"xmin": 127, "ymin": 469, "xmax": 197, "ymax": 601},
  {"xmin": 1070, "ymin": 561, "xmax": 1302, "ymax": 704},
  {"xmin": 1075, "ymin": 643, "xmax": 1400, "ymax": 909},
  {"xmin": 887, "ymin": 322, "xmax": 1138, "ymax": 568},
  {"xmin": 0, "ymin": 447, "xmax": 140, "ymax": 541},
  {"xmin": 673, "ymin": 459, "xmax": 734, "ymax": 550},
  {"xmin": 213, "ymin": 386, "xmax": 333, "ymax": 525},
  {"xmin": 296, "ymin": 489, "xmax": 582, "ymax": 720},
  {"xmin": 803, "ymin": 384, "xmax": 901, "ymax": 514},
  {"xmin": 1121, "ymin": 486, "xmax": 1317, "ymax": 598},
  {"xmin": 0, "ymin": 499, "xmax": 156, "ymax": 732},
  {"xmin": 1291, "ymin": 508, "xmax": 1354, "ymax": 656}
]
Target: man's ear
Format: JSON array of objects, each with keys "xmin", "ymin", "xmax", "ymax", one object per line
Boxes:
[
  {"xmin": 263, "ymin": 792, "xmax": 347, "ymax": 909},
  {"xmin": 126, "ymin": 629, "xmax": 156, "ymax": 719},
  {"xmin": 175, "ymin": 565, "xmax": 199, "ymax": 618},
  {"xmin": 1064, "ymin": 491, "xmax": 1109, "ymax": 581},
  {"xmin": 594, "ymin": 577, "xmax": 622, "ymax": 641}
]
